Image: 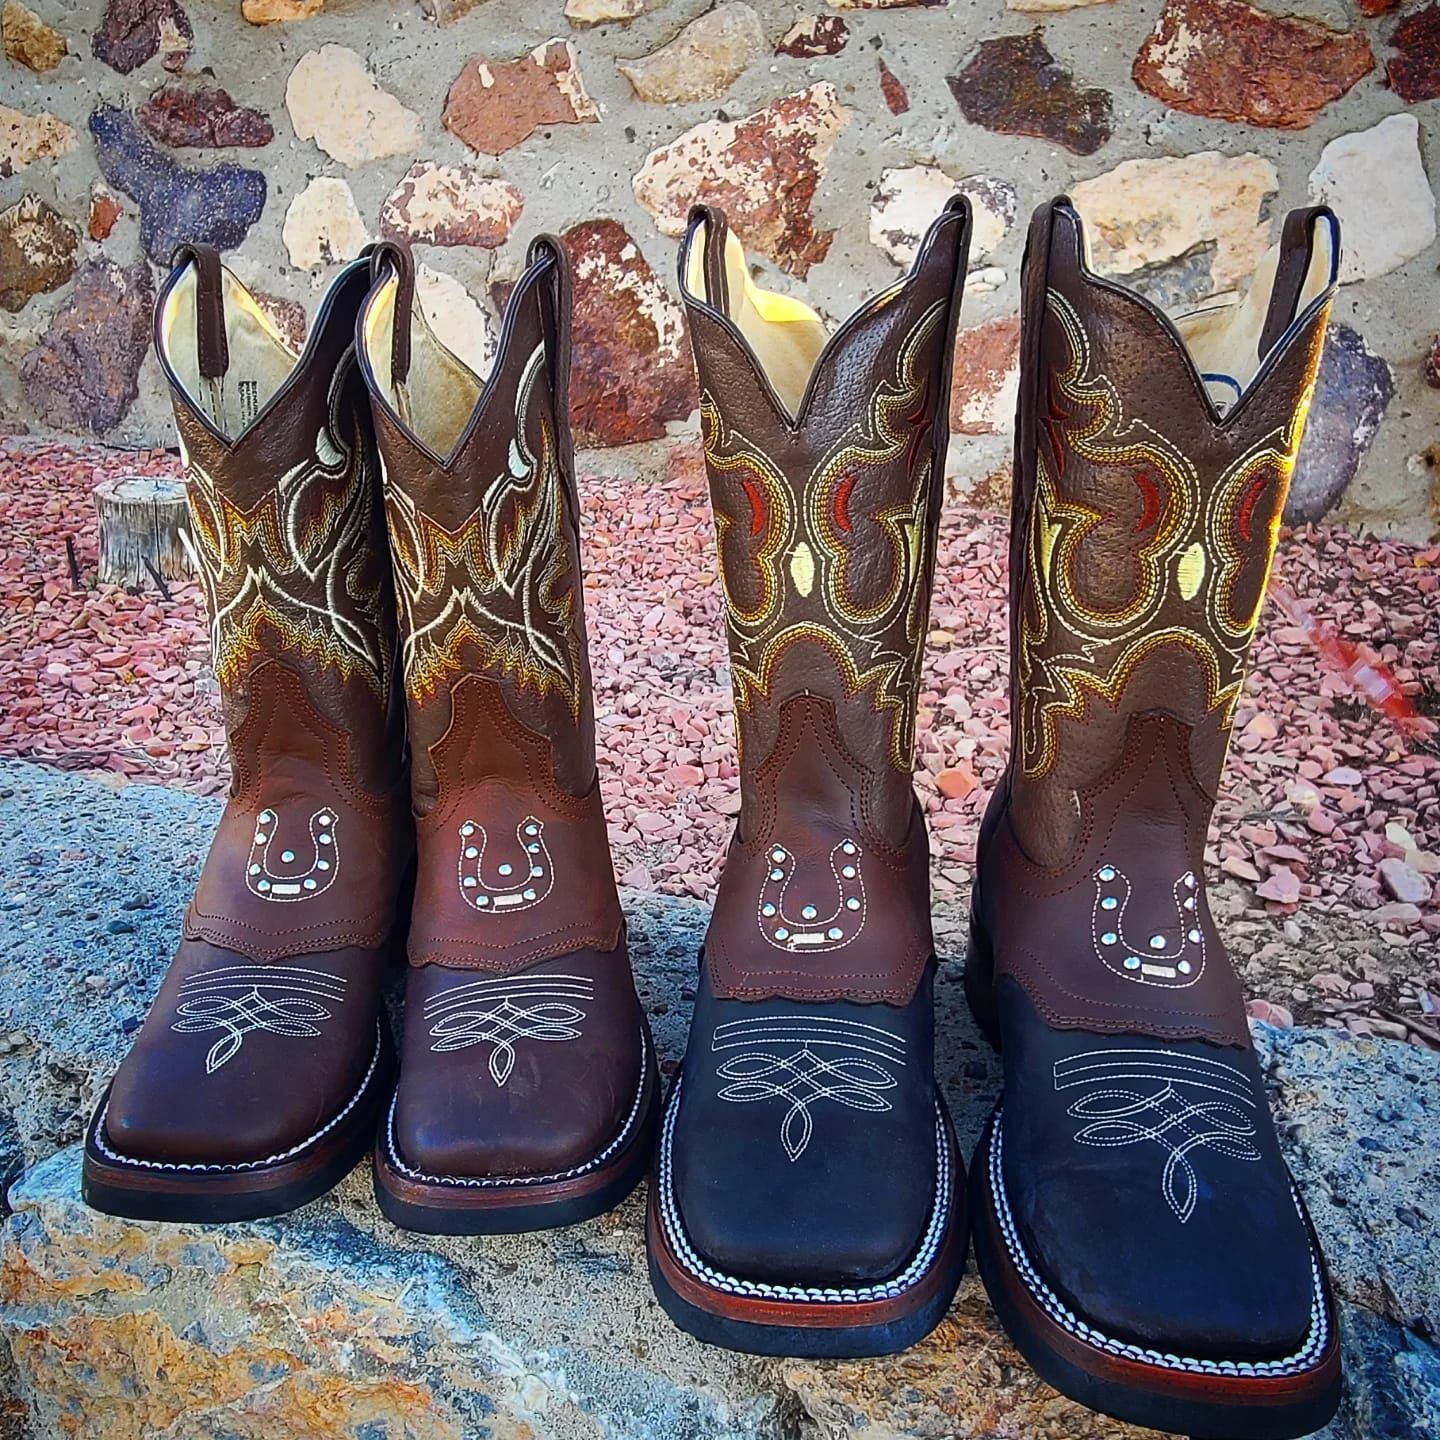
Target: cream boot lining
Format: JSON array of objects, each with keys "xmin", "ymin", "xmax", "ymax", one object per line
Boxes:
[
  {"xmin": 157, "ymin": 263, "xmax": 296, "ymax": 439},
  {"xmin": 1176, "ymin": 224, "xmax": 1335, "ymax": 411},
  {"xmin": 361, "ymin": 274, "xmax": 490, "ymax": 457},
  {"xmin": 685, "ymin": 220, "xmax": 829, "ymax": 417}
]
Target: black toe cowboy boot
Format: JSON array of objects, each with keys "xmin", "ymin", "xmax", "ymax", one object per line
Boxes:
[
  {"xmin": 83, "ymin": 247, "xmax": 411, "ymax": 1222},
  {"xmin": 647, "ymin": 201, "xmax": 972, "ymax": 1357},
  {"xmin": 968, "ymin": 200, "xmax": 1344, "ymax": 1438},
  {"xmin": 357, "ymin": 239, "xmax": 659, "ymax": 1233}
]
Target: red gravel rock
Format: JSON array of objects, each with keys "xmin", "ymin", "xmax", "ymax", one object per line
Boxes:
[
  {"xmin": 1133, "ymin": 0, "xmax": 1374, "ymax": 129},
  {"xmin": 1386, "ymin": 3, "xmax": 1440, "ymax": 102}
]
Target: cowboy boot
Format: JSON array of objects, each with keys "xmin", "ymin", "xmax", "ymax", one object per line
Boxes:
[
  {"xmin": 83, "ymin": 247, "xmax": 411, "ymax": 1222},
  {"xmin": 646, "ymin": 201, "xmax": 972, "ymax": 1357},
  {"xmin": 356, "ymin": 240, "xmax": 659, "ymax": 1234},
  {"xmin": 967, "ymin": 200, "xmax": 1343, "ymax": 1438}
]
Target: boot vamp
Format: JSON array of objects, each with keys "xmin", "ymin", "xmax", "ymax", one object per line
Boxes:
[
  {"xmin": 390, "ymin": 948, "xmax": 645, "ymax": 1180},
  {"xmin": 102, "ymin": 938, "xmax": 384, "ymax": 1165},
  {"xmin": 996, "ymin": 978, "xmax": 1320, "ymax": 1361},
  {"xmin": 669, "ymin": 966, "xmax": 940, "ymax": 1286}
]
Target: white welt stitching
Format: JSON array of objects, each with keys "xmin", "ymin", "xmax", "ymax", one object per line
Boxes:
[
  {"xmin": 93, "ymin": 1024, "xmax": 383, "ymax": 1173},
  {"xmin": 986, "ymin": 1108, "xmax": 1330, "ymax": 1377},
  {"xmin": 383, "ymin": 1024, "xmax": 651, "ymax": 1188},
  {"xmin": 657, "ymin": 1074, "xmax": 953, "ymax": 1304}
]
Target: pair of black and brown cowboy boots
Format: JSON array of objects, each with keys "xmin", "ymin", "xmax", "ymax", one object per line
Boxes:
[{"xmin": 82, "ymin": 195, "xmax": 1343, "ymax": 1439}]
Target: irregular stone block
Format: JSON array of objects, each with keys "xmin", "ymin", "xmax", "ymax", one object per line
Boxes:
[
  {"xmin": 1288, "ymin": 324, "xmax": 1394, "ymax": 524},
  {"xmin": 948, "ymin": 315, "xmax": 1021, "ymax": 436},
  {"xmin": 618, "ymin": 2, "xmax": 765, "ymax": 104},
  {"xmin": 948, "ymin": 29, "xmax": 1113, "ymax": 157},
  {"xmin": 0, "ymin": 195, "xmax": 78, "ymax": 313},
  {"xmin": 443, "ymin": 38, "xmax": 599, "ymax": 156},
  {"xmin": 0, "ymin": 104, "xmax": 76, "ymax": 178},
  {"xmin": 91, "ymin": 0, "xmax": 191, "ymax": 75},
  {"xmin": 1386, "ymin": 2, "xmax": 1440, "ymax": 102},
  {"xmin": 1069, "ymin": 151, "xmax": 1278, "ymax": 297},
  {"xmin": 282, "ymin": 175, "xmax": 368, "ymax": 270},
  {"xmin": 633, "ymin": 83, "xmax": 846, "ymax": 277},
  {"xmin": 878, "ymin": 57, "xmax": 910, "ymax": 114},
  {"xmin": 380, "ymin": 162, "xmax": 523, "ymax": 249},
  {"xmin": 286, "ymin": 44, "xmax": 423, "ymax": 168},
  {"xmin": 1008, "ymin": 0, "xmax": 1115, "ymax": 9},
  {"xmin": 871, "ymin": 166, "xmax": 1015, "ymax": 269},
  {"xmin": 1309, "ymin": 114, "xmax": 1436, "ymax": 285},
  {"xmin": 564, "ymin": 219, "xmax": 696, "ymax": 447},
  {"xmin": 1, "ymin": 1, "xmax": 66, "ymax": 72},
  {"xmin": 565, "ymin": 0, "xmax": 644, "ymax": 24},
  {"xmin": 242, "ymin": 0, "xmax": 324, "ymax": 19},
  {"xmin": 1133, "ymin": 0, "xmax": 1373, "ymax": 129},
  {"xmin": 136, "ymin": 84, "xmax": 275, "ymax": 148},
  {"xmin": 89, "ymin": 106, "xmax": 266, "ymax": 262},
  {"xmin": 775, "ymin": 12, "xmax": 848, "ymax": 56},
  {"xmin": 87, "ymin": 189, "xmax": 121, "ymax": 241},
  {"xmin": 19, "ymin": 260, "xmax": 153, "ymax": 434}
]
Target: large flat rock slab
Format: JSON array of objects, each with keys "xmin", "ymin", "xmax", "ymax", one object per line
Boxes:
[{"xmin": 0, "ymin": 759, "xmax": 1437, "ymax": 1438}]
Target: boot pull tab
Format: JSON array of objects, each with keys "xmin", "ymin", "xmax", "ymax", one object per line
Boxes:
[
  {"xmin": 682, "ymin": 204, "xmax": 732, "ymax": 312},
  {"xmin": 172, "ymin": 242, "xmax": 229, "ymax": 382},
  {"xmin": 368, "ymin": 238, "xmax": 416, "ymax": 424},
  {"xmin": 1257, "ymin": 206, "xmax": 1338, "ymax": 362},
  {"xmin": 528, "ymin": 235, "xmax": 580, "ymax": 515}
]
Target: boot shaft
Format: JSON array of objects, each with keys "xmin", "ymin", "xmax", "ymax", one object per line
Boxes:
[
  {"xmin": 680, "ymin": 201, "xmax": 971, "ymax": 1004},
  {"xmin": 1006, "ymin": 201, "xmax": 1337, "ymax": 872},
  {"xmin": 357, "ymin": 239, "xmax": 622, "ymax": 972},
  {"xmin": 154, "ymin": 248, "xmax": 409, "ymax": 959}
]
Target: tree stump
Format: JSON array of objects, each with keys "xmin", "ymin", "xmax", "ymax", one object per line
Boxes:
[{"xmin": 93, "ymin": 474, "xmax": 193, "ymax": 588}]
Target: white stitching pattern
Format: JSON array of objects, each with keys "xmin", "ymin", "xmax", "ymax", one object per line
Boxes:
[
  {"xmin": 656, "ymin": 1073, "xmax": 953, "ymax": 1303},
  {"xmin": 93, "ymin": 1024, "xmax": 383, "ymax": 1173},
  {"xmin": 246, "ymin": 807, "xmax": 340, "ymax": 902},
  {"xmin": 383, "ymin": 1024, "xmax": 650, "ymax": 1188},
  {"xmin": 172, "ymin": 963, "xmax": 347, "ymax": 1074},
  {"xmin": 711, "ymin": 1015, "xmax": 905, "ymax": 1161},
  {"xmin": 456, "ymin": 816, "xmax": 554, "ymax": 913},
  {"xmin": 987, "ymin": 1109, "xmax": 1330, "ymax": 1376},
  {"xmin": 422, "ymin": 973, "xmax": 592, "ymax": 1085}
]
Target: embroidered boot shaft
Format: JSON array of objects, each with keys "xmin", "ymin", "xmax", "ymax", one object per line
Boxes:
[
  {"xmin": 645, "ymin": 201, "xmax": 971, "ymax": 1358},
  {"xmin": 967, "ymin": 200, "xmax": 1343, "ymax": 1439},
  {"xmin": 83, "ymin": 247, "xmax": 409, "ymax": 1222},
  {"xmin": 357, "ymin": 239, "xmax": 657, "ymax": 1233},
  {"xmin": 685, "ymin": 202, "xmax": 971, "ymax": 1007}
]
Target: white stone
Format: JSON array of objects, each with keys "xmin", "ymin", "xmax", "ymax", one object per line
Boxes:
[
  {"xmin": 415, "ymin": 264, "xmax": 497, "ymax": 379},
  {"xmin": 617, "ymin": 3, "xmax": 765, "ymax": 104},
  {"xmin": 1068, "ymin": 151, "xmax": 1279, "ymax": 294},
  {"xmin": 285, "ymin": 44, "xmax": 423, "ymax": 168},
  {"xmin": 0, "ymin": 103, "xmax": 75, "ymax": 174},
  {"xmin": 565, "ymin": 0, "xmax": 643, "ymax": 22},
  {"xmin": 1006, "ymin": 0, "xmax": 1115, "ymax": 10},
  {"xmin": 380, "ymin": 163, "xmax": 523, "ymax": 248},
  {"xmin": 282, "ymin": 177, "xmax": 368, "ymax": 270},
  {"xmin": 1308, "ymin": 114, "xmax": 1436, "ymax": 285},
  {"xmin": 870, "ymin": 167, "xmax": 1015, "ymax": 269}
]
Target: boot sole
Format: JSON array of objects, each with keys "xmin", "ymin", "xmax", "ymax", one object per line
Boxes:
[
  {"xmin": 372, "ymin": 1024, "xmax": 660, "ymax": 1235},
  {"xmin": 81, "ymin": 1022, "xmax": 395, "ymax": 1224},
  {"xmin": 964, "ymin": 917, "xmax": 1343, "ymax": 1440},
  {"xmin": 646, "ymin": 1077, "xmax": 966, "ymax": 1359}
]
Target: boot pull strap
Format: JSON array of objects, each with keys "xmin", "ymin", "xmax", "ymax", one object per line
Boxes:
[
  {"xmin": 172, "ymin": 242, "xmax": 228, "ymax": 381},
  {"xmin": 1257, "ymin": 206, "xmax": 1335, "ymax": 362},
  {"xmin": 368, "ymin": 238, "xmax": 416, "ymax": 390},
  {"xmin": 528, "ymin": 236, "xmax": 580, "ymax": 513},
  {"xmin": 682, "ymin": 204, "xmax": 732, "ymax": 312}
]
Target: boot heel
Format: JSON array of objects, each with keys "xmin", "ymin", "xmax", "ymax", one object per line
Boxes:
[{"xmin": 964, "ymin": 910, "xmax": 1001, "ymax": 1050}]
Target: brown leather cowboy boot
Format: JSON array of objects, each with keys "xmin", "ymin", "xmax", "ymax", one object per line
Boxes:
[
  {"xmin": 356, "ymin": 239, "xmax": 659, "ymax": 1233},
  {"xmin": 83, "ymin": 247, "xmax": 411, "ymax": 1222},
  {"xmin": 646, "ymin": 201, "xmax": 971, "ymax": 1356},
  {"xmin": 968, "ymin": 200, "xmax": 1344, "ymax": 1438}
]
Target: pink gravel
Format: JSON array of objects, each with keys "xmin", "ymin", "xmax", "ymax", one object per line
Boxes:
[{"xmin": 2, "ymin": 439, "xmax": 1437, "ymax": 933}]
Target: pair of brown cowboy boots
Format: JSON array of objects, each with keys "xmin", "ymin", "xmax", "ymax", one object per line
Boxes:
[{"xmin": 83, "ymin": 195, "xmax": 1342, "ymax": 1439}]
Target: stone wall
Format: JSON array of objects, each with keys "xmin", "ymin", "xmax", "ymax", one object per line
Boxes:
[{"xmin": 1, "ymin": 0, "xmax": 1437, "ymax": 536}]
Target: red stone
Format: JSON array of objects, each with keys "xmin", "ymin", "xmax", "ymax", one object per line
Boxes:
[
  {"xmin": 442, "ymin": 40, "xmax": 597, "ymax": 156},
  {"xmin": 878, "ymin": 59, "xmax": 910, "ymax": 115},
  {"xmin": 136, "ymin": 85, "xmax": 274, "ymax": 149},
  {"xmin": 775, "ymin": 14, "xmax": 848, "ymax": 58},
  {"xmin": 1133, "ymin": 0, "xmax": 1374, "ymax": 129},
  {"xmin": 1386, "ymin": 3, "xmax": 1440, "ymax": 103},
  {"xmin": 562, "ymin": 219, "xmax": 696, "ymax": 449},
  {"xmin": 88, "ymin": 192, "xmax": 121, "ymax": 241}
]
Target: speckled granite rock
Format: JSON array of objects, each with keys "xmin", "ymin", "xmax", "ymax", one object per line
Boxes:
[{"xmin": 0, "ymin": 759, "xmax": 1437, "ymax": 1438}]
